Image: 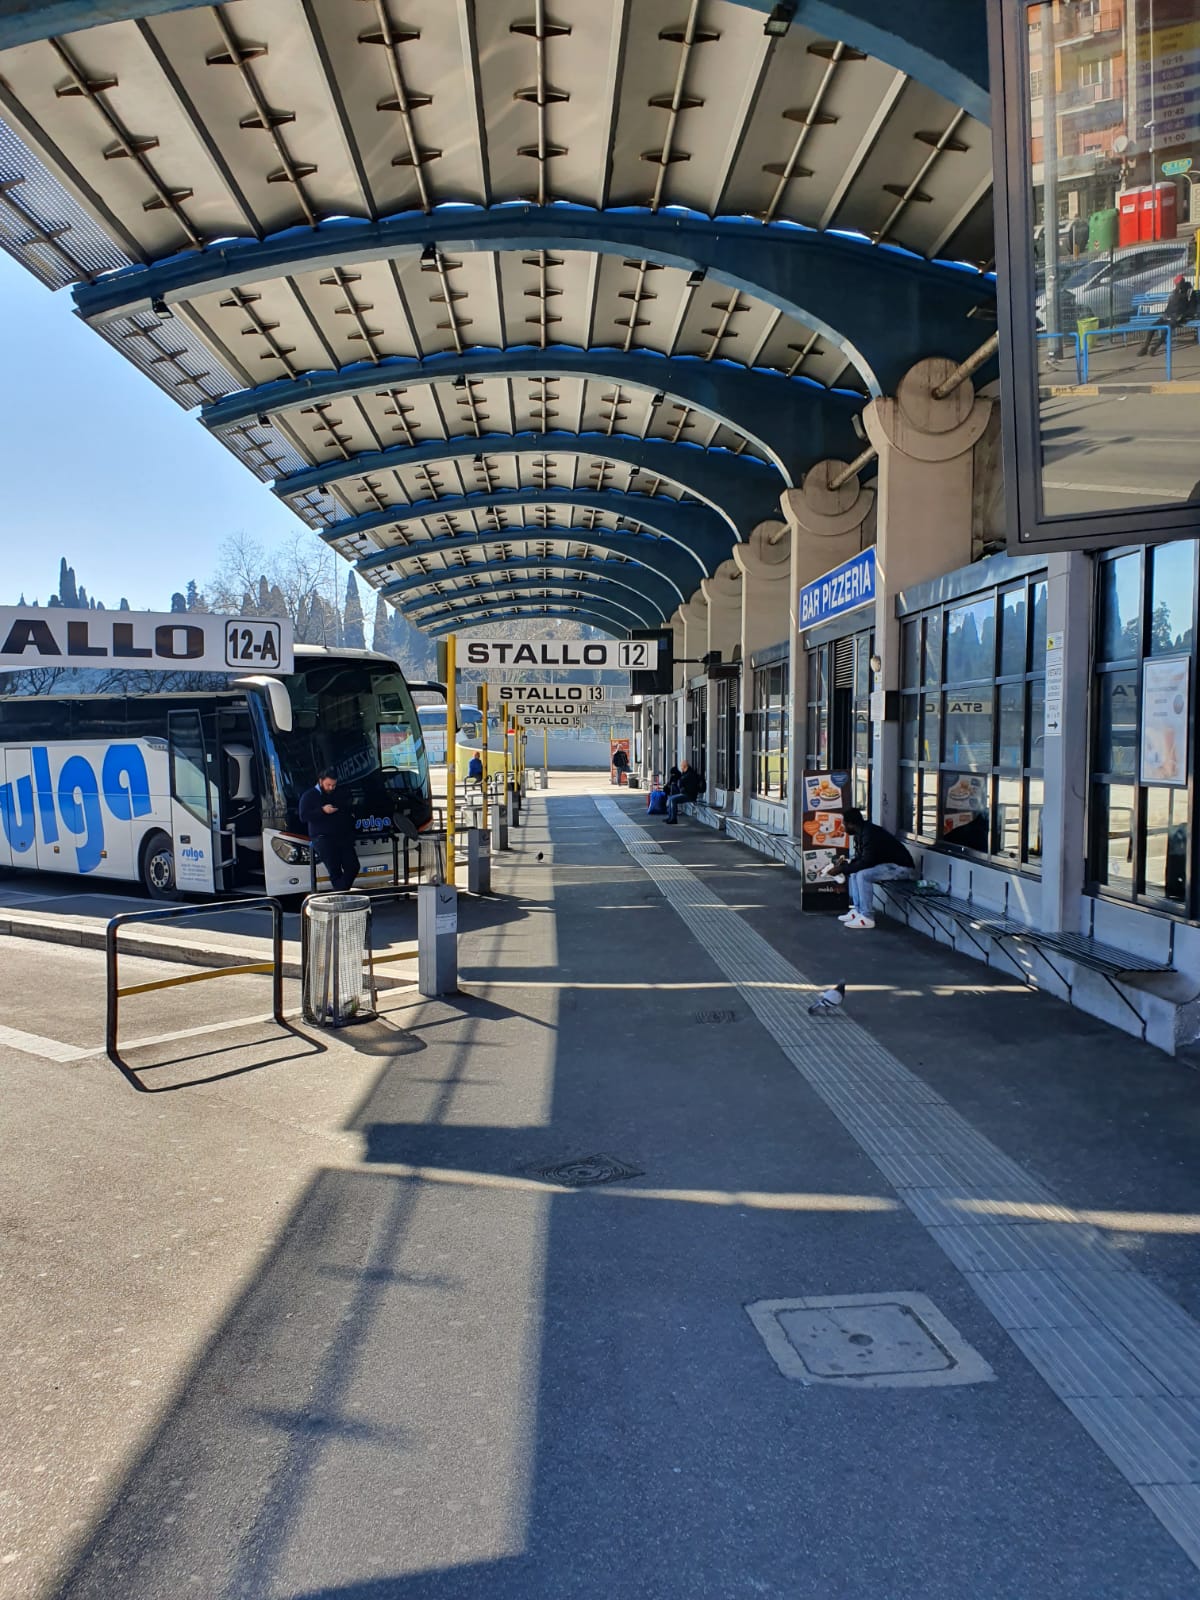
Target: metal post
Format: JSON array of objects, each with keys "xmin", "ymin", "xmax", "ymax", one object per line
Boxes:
[
  {"xmin": 502, "ymin": 705, "xmax": 511, "ymax": 819},
  {"xmin": 542, "ymin": 725, "xmax": 549, "ymax": 789},
  {"xmin": 417, "ymin": 880, "xmax": 458, "ymax": 996},
  {"xmin": 491, "ymin": 785, "xmax": 509, "ymax": 851},
  {"xmin": 467, "ymin": 826, "xmax": 491, "ymax": 894},
  {"xmin": 445, "ymin": 633, "xmax": 457, "ymax": 887},
  {"xmin": 480, "ymin": 682, "xmax": 490, "ymax": 832},
  {"xmin": 1040, "ymin": 4, "xmax": 1063, "ymax": 359}
]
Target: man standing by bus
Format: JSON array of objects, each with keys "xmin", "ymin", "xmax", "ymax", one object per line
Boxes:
[{"xmin": 299, "ymin": 769, "xmax": 359, "ymax": 892}]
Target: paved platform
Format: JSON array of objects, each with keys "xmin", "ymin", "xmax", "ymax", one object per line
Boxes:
[{"xmin": 4, "ymin": 775, "xmax": 1200, "ymax": 1599}]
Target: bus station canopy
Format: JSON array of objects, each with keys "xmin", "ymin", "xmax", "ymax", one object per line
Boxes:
[{"xmin": 0, "ymin": 0, "xmax": 992, "ymax": 636}]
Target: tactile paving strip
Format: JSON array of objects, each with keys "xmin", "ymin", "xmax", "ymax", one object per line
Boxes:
[{"xmin": 597, "ymin": 797, "xmax": 1200, "ymax": 1571}]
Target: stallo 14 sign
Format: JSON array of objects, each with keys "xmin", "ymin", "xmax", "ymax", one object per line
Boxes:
[{"xmin": 0, "ymin": 607, "xmax": 294, "ymax": 674}]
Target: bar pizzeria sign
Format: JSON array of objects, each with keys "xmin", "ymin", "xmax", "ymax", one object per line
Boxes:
[{"xmin": 798, "ymin": 548, "xmax": 876, "ymax": 630}]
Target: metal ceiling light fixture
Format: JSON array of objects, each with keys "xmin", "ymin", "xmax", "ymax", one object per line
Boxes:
[
  {"xmin": 150, "ymin": 296, "xmax": 171, "ymax": 318},
  {"xmin": 420, "ymin": 243, "xmax": 439, "ymax": 270},
  {"xmin": 686, "ymin": 269, "xmax": 706, "ymax": 288},
  {"xmin": 763, "ymin": 3, "xmax": 797, "ymax": 38}
]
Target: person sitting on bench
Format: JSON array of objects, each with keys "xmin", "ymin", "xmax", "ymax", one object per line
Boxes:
[{"xmin": 664, "ymin": 759, "xmax": 703, "ymax": 823}]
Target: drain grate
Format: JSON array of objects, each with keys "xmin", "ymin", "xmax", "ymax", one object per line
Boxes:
[
  {"xmin": 695, "ymin": 1009, "xmax": 737, "ymax": 1024},
  {"xmin": 533, "ymin": 1154, "xmax": 643, "ymax": 1187}
]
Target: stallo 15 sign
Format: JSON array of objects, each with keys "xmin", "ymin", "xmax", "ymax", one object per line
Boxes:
[
  {"xmin": 463, "ymin": 638, "xmax": 650, "ymax": 670},
  {"xmin": 0, "ymin": 607, "xmax": 294, "ymax": 674}
]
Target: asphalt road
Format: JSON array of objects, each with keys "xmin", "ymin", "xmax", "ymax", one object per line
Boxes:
[{"xmin": 4, "ymin": 777, "xmax": 1200, "ymax": 1599}]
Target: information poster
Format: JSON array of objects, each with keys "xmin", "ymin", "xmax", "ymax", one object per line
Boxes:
[
  {"xmin": 1141, "ymin": 658, "xmax": 1190, "ymax": 785},
  {"xmin": 800, "ymin": 770, "xmax": 851, "ymax": 911}
]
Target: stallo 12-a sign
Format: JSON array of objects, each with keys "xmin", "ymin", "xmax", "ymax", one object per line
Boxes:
[{"xmin": 0, "ymin": 607, "xmax": 293, "ymax": 674}]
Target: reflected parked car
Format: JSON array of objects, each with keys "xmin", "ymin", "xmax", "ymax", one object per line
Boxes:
[{"xmin": 1059, "ymin": 241, "xmax": 1193, "ymax": 327}]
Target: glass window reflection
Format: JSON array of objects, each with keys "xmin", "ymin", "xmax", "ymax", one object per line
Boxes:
[{"xmin": 1025, "ymin": 1, "xmax": 1200, "ymax": 521}]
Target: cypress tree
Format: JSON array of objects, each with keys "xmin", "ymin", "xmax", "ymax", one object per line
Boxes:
[{"xmin": 343, "ymin": 570, "xmax": 366, "ymax": 649}]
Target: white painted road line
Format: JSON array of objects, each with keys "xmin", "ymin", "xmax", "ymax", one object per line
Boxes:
[
  {"xmin": 0, "ymin": 1023, "xmax": 90, "ymax": 1063},
  {"xmin": 598, "ymin": 797, "xmax": 1200, "ymax": 1573}
]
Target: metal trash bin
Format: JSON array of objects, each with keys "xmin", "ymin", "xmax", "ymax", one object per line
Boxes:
[{"xmin": 302, "ymin": 892, "xmax": 377, "ymax": 1027}]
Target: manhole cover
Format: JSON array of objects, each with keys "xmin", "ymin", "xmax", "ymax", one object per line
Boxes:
[
  {"xmin": 745, "ymin": 1292, "xmax": 994, "ymax": 1389},
  {"xmin": 695, "ymin": 1009, "xmax": 737, "ymax": 1024},
  {"xmin": 533, "ymin": 1154, "xmax": 643, "ymax": 1187}
]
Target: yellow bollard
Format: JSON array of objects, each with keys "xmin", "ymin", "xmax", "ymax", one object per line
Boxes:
[{"xmin": 445, "ymin": 634, "xmax": 456, "ymax": 886}]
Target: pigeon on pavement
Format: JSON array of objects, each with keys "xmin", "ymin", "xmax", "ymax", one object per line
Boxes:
[
  {"xmin": 807, "ymin": 982, "xmax": 846, "ymax": 1016},
  {"xmin": 536, "ymin": 851, "xmax": 544, "ymax": 861}
]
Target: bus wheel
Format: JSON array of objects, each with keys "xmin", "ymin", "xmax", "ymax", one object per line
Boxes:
[{"xmin": 140, "ymin": 830, "xmax": 176, "ymax": 899}]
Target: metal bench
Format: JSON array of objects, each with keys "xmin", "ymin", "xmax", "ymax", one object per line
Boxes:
[{"xmin": 876, "ymin": 879, "xmax": 1173, "ymax": 1039}]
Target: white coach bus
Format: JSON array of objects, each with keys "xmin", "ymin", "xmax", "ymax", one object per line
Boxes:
[{"xmin": 0, "ymin": 647, "xmax": 432, "ymax": 898}]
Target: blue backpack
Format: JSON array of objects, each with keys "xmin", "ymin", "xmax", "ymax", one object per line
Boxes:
[{"xmin": 646, "ymin": 788, "xmax": 667, "ymax": 815}]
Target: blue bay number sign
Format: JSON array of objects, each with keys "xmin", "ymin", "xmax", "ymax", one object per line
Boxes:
[{"xmin": 798, "ymin": 548, "xmax": 876, "ymax": 630}]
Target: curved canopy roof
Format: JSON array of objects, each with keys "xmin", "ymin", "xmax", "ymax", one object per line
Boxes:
[{"xmin": 0, "ymin": 0, "xmax": 992, "ymax": 637}]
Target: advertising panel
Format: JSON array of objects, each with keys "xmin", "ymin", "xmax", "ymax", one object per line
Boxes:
[{"xmin": 800, "ymin": 770, "xmax": 852, "ymax": 911}]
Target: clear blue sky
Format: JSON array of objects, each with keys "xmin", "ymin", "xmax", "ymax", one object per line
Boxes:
[{"xmin": 0, "ymin": 250, "xmax": 304, "ymax": 610}]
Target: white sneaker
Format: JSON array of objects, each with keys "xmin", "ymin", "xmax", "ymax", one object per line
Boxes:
[
  {"xmin": 844, "ymin": 914, "xmax": 876, "ymax": 930},
  {"xmin": 837, "ymin": 911, "xmax": 858, "ymax": 923}
]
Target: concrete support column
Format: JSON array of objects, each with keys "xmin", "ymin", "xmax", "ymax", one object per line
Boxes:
[
  {"xmin": 864, "ymin": 357, "xmax": 992, "ymax": 831},
  {"xmin": 1038, "ymin": 551, "xmax": 1091, "ymax": 934},
  {"xmin": 701, "ymin": 560, "xmax": 743, "ymax": 804},
  {"xmin": 670, "ymin": 609, "xmax": 686, "ymax": 695},
  {"xmin": 781, "ymin": 463, "xmax": 876, "ymax": 837},
  {"xmin": 734, "ymin": 520, "xmax": 792, "ymax": 819},
  {"xmin": 676, "ymin": 593, "xmax": 708, "ymax": 766}
]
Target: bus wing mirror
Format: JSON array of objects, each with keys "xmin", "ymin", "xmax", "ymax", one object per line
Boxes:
[
  {"xmin": 393, "ymin": 812, "xmax": 420, "ymax": 841},
  {"xmin": 224, "ymin": 744, "xmax": 255, "ymax": 802},
  {"xmin": 241, "ymin": 675, "xmax": 293, "ymax": 733}
]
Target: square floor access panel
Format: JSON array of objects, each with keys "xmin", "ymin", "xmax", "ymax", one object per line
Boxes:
[{"xmin": 746, "ymin": 1292, "xmax": 995, "ymax": 1389}]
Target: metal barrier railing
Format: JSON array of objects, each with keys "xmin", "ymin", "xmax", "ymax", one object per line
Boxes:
[{"xmin": 106, "ymin": 896, "xmax": 286, "ymax": 1089}]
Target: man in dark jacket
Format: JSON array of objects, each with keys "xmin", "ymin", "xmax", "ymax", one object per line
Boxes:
[
  {"xmin": 298, "ymin": 769, "xmax": 359, "ymax": 892},
  {"xmin": 1139, "ymin": 276, "xmax": 1196, "ymax": 357},
  {"xmin": 834, "ymin": 807, "xmax": 914, "ymax": 929},
  {"xmin": 664, "ymin": 759, "xmax": 703, "ymax": 823}
]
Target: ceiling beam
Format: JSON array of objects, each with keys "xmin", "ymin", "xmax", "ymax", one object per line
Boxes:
[
  {"xmin": 373, "ymin": 527, "xmax": 695, "ymax": 600},
  {"xmin": 77, "ymin": 207, "xmax": 994, "ymax": 398},
  {"xmin": 274, "ymin": 430, "xmax": 782, "ymax": 541},
  {"xmin": 347, "ymin": 488, "xmax": 732, "ymax": 576},
  {"xmin": 385, "ymin": 554, "xmax": 680, "ymax": 616},
  {"xmin": 0, "ymin": 1, "xmax": 988, "ymax": 122},
  {"xmin": 418, "ymin": 598, "xmax": 633, "ymax": 639},
  {"xmin": 202, "ymin": 345, "xmax": 854, "ymax": 486},
  {"xmin": 401, "ymin": 572, "xmax": 666, "ymax": 626},
  {"xmin": 406, "ymin": 580, "xmax": 657, "ymax": 629}
]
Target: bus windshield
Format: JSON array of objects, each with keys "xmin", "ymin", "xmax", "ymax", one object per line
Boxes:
[{"xmin": 267, "ymin": 659, "xmax": 430, "ymax": 825}]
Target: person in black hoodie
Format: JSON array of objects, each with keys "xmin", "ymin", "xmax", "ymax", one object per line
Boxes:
[
  {"xmin": 298, "ymin": 769, "xmax": 359, "ymax": 892},
  {"xmin": 833, "ymin": 807, "xmax": 914, "ymax": 929},
  {"xmin": 664, "ymin": 759, "xmax": 703, "ymax": 823}
]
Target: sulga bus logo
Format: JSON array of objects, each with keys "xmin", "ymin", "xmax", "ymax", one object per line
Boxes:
[{"xmin": 0, "ymin": 743, "xmax": 152, "ymax": 873}]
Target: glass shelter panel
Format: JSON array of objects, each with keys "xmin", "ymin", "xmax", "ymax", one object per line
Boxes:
[{"xmin": 993, "ymin": 0, "xmax": 1200, "ymax": 553}]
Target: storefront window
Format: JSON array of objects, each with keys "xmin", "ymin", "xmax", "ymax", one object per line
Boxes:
[
  {"xmin": 1090, "ymin": 543, "xmax": 1198, "ymax": 913},
  {"xmin": 713, "ymin": 674, "xmax": 740, "ymax": 793},
  {"xmin": 750, "ymin": 661, "xmax": 788, "ymax": 802},
  {"xmin": 806, "ymin": 630, "xmax": 873, "ymax": 810},
  {"xmin": 900, "ymin": 572, "xmax": 1047, "ymax": 871}
]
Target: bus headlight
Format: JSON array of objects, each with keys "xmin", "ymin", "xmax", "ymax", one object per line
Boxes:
[{"xmin": 271, "ymin": 836, "xmax": 312, "ymax": 865}]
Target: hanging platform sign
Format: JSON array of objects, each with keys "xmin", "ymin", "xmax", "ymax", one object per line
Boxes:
[
  {"xmin": 494, "ymin": 684, "xmax": 610, "ymax": 704},
  {"xmin": 798, "ymin": 548, "xmax": 876, "ymax": 631},
  {"xmin": 0, "ymin": 606, "xmax": 293, "ymax": 674},
  {"xmin": 463, "ymin": 638, "xmax": 650, "ymax": 670}
]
